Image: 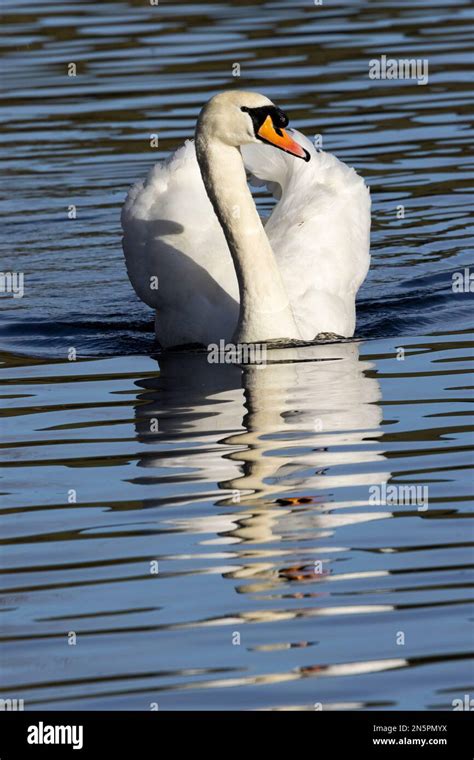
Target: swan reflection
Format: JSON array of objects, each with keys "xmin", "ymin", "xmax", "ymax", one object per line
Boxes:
[{"xmin": 133, "ymin": 342, "xmax": 391, "ymax": 566}]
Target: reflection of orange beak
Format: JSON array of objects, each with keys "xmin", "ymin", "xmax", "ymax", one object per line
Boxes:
[{"xmin": 257, "ymin": 115, "xmax": 310, "ymax": 161}]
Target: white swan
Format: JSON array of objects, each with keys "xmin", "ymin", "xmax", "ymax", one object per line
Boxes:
[{"xmin": 122, "ymin": 91, "xmax": 371, "ymax": 347}]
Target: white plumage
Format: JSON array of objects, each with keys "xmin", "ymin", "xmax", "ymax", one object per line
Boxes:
[{"xmin": 122, "ymin": 91, "xmax": 370, "ymax": 348}]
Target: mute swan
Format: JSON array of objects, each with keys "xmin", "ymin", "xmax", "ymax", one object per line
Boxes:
[{"xmin": 122, "ymin": 91, "xmax": 370, "ymax": 347}]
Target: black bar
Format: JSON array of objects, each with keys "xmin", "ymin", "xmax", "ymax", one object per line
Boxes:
[{"xmin": 0, "ymin": 710, "xmax": 471, "ymax": 757}]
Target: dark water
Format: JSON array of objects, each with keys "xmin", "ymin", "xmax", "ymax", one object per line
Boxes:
[{"xmin": 0, "ymin": 0, "xmax": 473, "ymax": 710}]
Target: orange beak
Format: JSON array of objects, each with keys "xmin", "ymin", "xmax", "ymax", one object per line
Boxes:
[{"xmin": 257, "ymin": 115, "xmax": 310, "ymax": 161}]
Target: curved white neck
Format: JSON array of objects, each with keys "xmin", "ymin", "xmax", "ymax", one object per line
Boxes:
[{"xmin": 195, "ymin": 135, "xmax": 301, "ymax": 343}]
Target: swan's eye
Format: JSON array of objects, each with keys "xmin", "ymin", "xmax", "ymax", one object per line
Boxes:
[{"xmin": 274, "ymin": 108, "xmax": 289, "ymax": 128}]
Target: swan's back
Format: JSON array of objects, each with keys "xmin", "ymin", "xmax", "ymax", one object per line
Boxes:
[{"xmin": 242, "ymin": 131, "xmax": 371, "ymax": 339}]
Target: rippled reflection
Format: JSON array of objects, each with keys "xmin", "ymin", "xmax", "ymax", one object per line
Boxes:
[{"xmin": 133, "ymin": 343, "xmax": 392, "ymax": 600}]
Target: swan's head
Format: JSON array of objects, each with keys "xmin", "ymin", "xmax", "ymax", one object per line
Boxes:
[{"xmin": 196, "ymin": 90, "xmax": 310, "ymax": 162}]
